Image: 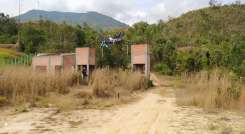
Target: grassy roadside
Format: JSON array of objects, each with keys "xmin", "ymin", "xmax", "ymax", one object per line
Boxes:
[
  {"xmin": 175, "ymin": 69, "xmax": 245, "ymax": 111},
  {"xmin": 0, "ymin": 67, "xmax": 150, "ymax": 112}
]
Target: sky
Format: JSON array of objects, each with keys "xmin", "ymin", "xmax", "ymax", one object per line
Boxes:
[{"xmin": 0, "ymin": 0, "xmax": 244, "ymax": 25}]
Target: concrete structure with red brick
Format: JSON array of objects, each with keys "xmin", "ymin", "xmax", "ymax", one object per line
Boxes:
[
  {"xmin": 32, "ymin": 53, "xmax": 75, "ymax": 73},
  {"xmin": 131, "ymin": 44, "xmax": 150, "ymax": 78},
  {"xmin": 62, "ymin": 54, "xmax": 76, "ymax": 71},
  {"xmin": 76, "ymin": 48, "xmax": 96, "ymax": 76}
]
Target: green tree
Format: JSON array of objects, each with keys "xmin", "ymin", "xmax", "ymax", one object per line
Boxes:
[
  {"xmin": 0, "ymin": 13, "xmax": 18, "ymax": 43},
  {"xmin": 20, "ymin": 24, "xmax": 47, "ymax": 53}
]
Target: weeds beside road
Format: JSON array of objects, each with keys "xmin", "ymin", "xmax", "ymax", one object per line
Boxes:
[{"xmin": 175, "ymin": 69, "xmax": 245, "ymax": 111}]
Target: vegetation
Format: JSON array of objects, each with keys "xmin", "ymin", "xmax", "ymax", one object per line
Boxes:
[
  {"xmin": 0, "ymin": 66, "xmax": 79, "ymax": 105},
  {"xmin": 176, "ymin": 69, "xmax": 245, "ymax": 111},
  {"xmin": 125, "ymin": 4, "xmax": 245, "ymax": 77},
  {"xmin": 0, "ymin": 66, "xmax": 148, "ymax": 110},
  {"xmin": 0, "ymin": 13, "xmax": 18, "ymax": 44},
  {"xmin": 0, "ymin": 2, "xmax": 244, "ymax": 111},
  {"xmin": 1, "ymin": 4, "xmax": 244, "ymax": 76},
  {"xmin": 0, "ymin": 48, "xmax": 23, "ymax": 58},
  {"xmin": 90, "ymin": 69, "xmax": 149, "ymax": 98}
]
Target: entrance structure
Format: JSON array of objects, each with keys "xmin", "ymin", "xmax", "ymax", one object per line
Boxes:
[
  {"xmin": 76, "ymin": 48, "xmax": 96, "ymax": 77},
  {"xmin": 131, "ymin": 44, "xmax": 150, "ymax": 78}
]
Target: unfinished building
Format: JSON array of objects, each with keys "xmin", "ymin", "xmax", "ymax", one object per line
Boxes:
[
  {"xmin": 32, "ymin": 53, "xmax": 75, "ymax": 73},
  {"xmin": 131, "ymin": 44, "xmax": 150, "ymax": 78},
  {"xmin": 76, "ymin": 48, "xmax": 96, "ymax": 77}
]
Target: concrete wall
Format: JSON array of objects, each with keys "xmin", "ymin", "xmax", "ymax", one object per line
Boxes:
[
  {"xmin": 32, "ymin": 56, "xmax": 50, "ymax": 72},
  {"xmin": 76, "ymin": 48, "xmax": 89, "ymax": 65},
  {"xmin": 76, "ymin": 48, "xmax": 96, "ymax": 77},
  {"xmin": 76, "ymin": 48, "xmax": 96, "ymax": 65},
  {"xmin": 131, "ymin": 45, "xmax": 147, "ymax": 64},
  {"xmin": 89, "ymin": 48, "xmax": 96, "ymax": 65},
  {"xmin": 32, "ymin": 54, "xmax": 75, "ymax": 73},
  {"xmin": 50, "ymin": 55, "xmax": 62, "ymax": 72},
  {"xmin": 62, "ymin": 54, "xmax": 75, "ymax": 71},
  {"xmin": 131, "ymin": 44, "xmax": 150, "ymax": 78}
]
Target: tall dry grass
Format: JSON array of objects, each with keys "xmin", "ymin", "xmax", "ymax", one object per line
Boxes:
[
  {"xmin": 89, "ymin": 69, "xmax": 149, "ymax": 98},
  {"xmin": 0, "ymin": 66, "xmax": 79, "ymax": 105},
  {"xmin": 176, "ymin": 69, "xmax": 245, "ymax": 111}
]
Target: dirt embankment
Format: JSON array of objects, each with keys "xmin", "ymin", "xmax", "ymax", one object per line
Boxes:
[{"xmin": 0, "ymin": 75, "xmax": 245, "ymax": 134}]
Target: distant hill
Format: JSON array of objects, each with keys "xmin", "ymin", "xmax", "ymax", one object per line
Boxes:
[
  {"xmin": 165, "ymin": 4, "xmax": 245, "ymax": 47},
  {"xmin": 17, "ymin": 10, "xmax": 128, "ymax": 30}
]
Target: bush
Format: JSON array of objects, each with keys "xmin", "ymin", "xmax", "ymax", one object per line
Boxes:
[
  {"xmin": 89, "ymin": 69, "xmax": 149, "ymax": 98},
  {"xmin": 154, "ymin": 63, "xmax": 172, "ymax": 75}
]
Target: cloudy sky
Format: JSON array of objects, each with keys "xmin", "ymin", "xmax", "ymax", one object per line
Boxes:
[{"xmin": 0, "ymin": 0, "xmax": 244, "ymax": 25}]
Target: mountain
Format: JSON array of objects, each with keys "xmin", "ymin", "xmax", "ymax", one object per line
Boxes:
[{"xmin": 17, "ymin": 10, "xmax": 128, "ymax": 30}]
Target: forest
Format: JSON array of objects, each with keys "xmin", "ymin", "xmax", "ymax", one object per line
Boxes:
[{"xmin": 0, "ymin": 4, "xmax": 244, "ymax": 77}]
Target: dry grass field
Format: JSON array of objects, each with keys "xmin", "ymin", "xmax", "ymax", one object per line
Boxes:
[
  {"xmin": 0, "ymin": 67, "xmax": 245, "ymax": 134},
  {"xmin": 175, "ymin": 69, "xmax": 245, "ymax": 111},
  {"xmin": 90, "ymin": 69, "xmax": 149, "ymax": 98},
  {"xmin": 0, "ymin": 66, "xmax": 79, "ymax": 107},
  {"xmin": 0, "ymin": 67, "xmax": 149, "ymax": 111},
  {"xmin": 0, "ymin": 73, "xmax": 244, "ymax": 134}
]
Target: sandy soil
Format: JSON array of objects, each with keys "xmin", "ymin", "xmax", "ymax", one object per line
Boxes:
[{"xmin": 0, "ymin": 75, "xmax": 245, "ymax": 134}]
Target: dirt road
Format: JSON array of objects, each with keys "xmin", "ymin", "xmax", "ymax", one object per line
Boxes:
[{"xmin": 0, "ymin": 76, "xmax": 245, "ymax": 134}]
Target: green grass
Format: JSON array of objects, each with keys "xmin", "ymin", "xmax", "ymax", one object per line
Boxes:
[
  {"xmin": 0, "ymin": 48, "xmax": 22, "ymax": 58},
  {"xmin": 0, "ymin": 48, "xmax": 32, "ymax": 66}
]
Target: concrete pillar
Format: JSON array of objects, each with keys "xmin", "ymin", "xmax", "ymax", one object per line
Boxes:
[{"xmin": 87, "ymin": 64, "xmax": 90, "ymax": 77}]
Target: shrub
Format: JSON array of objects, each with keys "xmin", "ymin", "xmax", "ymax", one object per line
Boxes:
[
  {"xmin": 89, "ymin": 69, "xmax": 149, "ymax": 98},
  {"xmin": 154, "ymin": 63, "xmax": 172, "ymax": 75}
]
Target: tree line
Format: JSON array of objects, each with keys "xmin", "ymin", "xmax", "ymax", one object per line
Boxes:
[{"xmin": 0, "ymin": 4, "xmax": 244, "ymax": 77}]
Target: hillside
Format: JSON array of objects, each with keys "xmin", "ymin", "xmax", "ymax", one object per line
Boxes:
[
  {"xmin": 17, "ymin": 10, "xmax": 128, "ymax": 30},
  {"xmin": 165, "ymin": 4, "xmax": 245, "ymax": 47}
]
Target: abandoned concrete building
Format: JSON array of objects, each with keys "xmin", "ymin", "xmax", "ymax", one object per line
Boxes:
[
  {"xmin": 32, "ymin": 45, "xmax": 150, "ymax": 78},
  {"xmin": 131, "ymin": 44, "xmax": 150, "ymax": 78},
  {"xmin": 32, "ymin": 47, "xmax": 96, "ymax": 76},
  {"xmin": 32, "ymin": 53, "xmax": 76, "ymax": 73},
  {"xmin": 76, "ymin": 47, "xmax": 96, "ymax": 77}
]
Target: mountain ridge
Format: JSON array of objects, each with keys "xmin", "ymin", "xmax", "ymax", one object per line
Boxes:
[{"xmin": 16, "ymin": 10, "xmax": 128, "ymax": 30}]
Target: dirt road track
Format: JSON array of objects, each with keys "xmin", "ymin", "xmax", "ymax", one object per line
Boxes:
[
  {"xmin": 99, "ymin": 89, "xmax": 177, "ymax": 134},
  {"xmin": 0, "ymin": 75, "xmax": 245, "ymax": 134}
]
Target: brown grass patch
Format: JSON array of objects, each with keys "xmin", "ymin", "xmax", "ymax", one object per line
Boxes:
[
  {"xmin": 89, "ymin": 69, "xmax": 149, "ymax": 98},
  {"xmin": 0, "ymin": 67, "xmax": 149, "ymax": 111},
  {"xmin": 0, "ymin": 66, "xmax": 79, "ymax": 106},
  {"xmin": 176, "ymin": 69, "xmax": 245, "ymax": 111}
]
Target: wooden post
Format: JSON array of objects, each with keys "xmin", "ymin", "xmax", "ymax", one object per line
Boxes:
[
  {"xmin": 102, "ymin": 47, "xmax": 104, "ymax": 58},
  {"xmin": 87, "ymin": 64, "xmax": 90, "ymax": 79},
  {"xmin": 127, "ymin": 44, "xmax": 129, "ymax": 56},
  {"xmin": 14, "ymin": 58, "xmax": 17, "ymax": 65}
]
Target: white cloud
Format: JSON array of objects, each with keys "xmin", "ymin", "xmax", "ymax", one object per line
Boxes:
[{"xmin": 0, "ymin": 0, "xmax": 244, "ymax": 25}]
